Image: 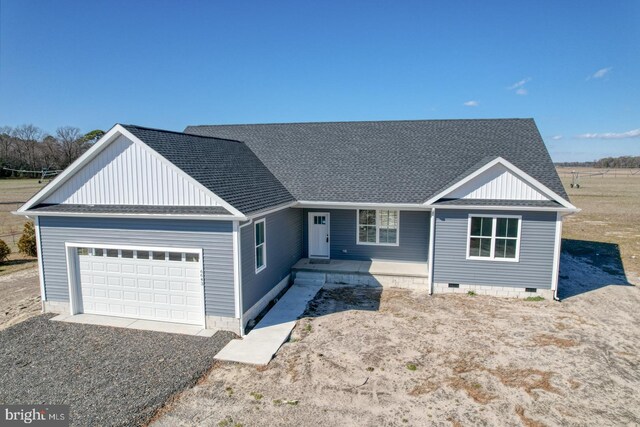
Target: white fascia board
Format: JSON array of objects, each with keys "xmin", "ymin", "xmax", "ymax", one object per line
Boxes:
[
  {"xmin": 116, "ymin": 126, "xmax": 246, "ymax": 218},
  {"xmin": 423, "ymin": 204, "xmax": 580, "ymax": 213},
  {"xmin": 296, "ymin": 200, "xmax": 430, "ymax": 211},
  {"xmin": 246, "ymin": 201, "xmax": 299, "ymax": 219},
  {"xmin": 18, "ymin": 125, "xmax": 123, "ymax": 212},
  {"xmin": 423, "ymin": 157, "xmax": 577, "ymax": 210},
  {"xmin": 13, "ymin": 210, "xmax": 246, "ymax": 221}
]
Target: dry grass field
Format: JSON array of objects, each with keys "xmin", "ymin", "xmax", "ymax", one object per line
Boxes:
[
  {"xmin": 557, "ymin": 167, "xmax": 640, "ymax": 284},
  {"xmin": 0, "ymin": 179, "xmax": 44, "ymax": 275}
]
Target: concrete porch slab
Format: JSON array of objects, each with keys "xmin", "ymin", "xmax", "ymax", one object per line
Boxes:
[
  {"xmin": 214, "ymin": 281, "xmax": 324, "ymax": 365},
  {"xmin": 50, "ymin": 313, "xmax": 212, "ymax": 336},
  {"xmin": 292, "ymin": 258, "xmax": 429, "ymax": 277}
]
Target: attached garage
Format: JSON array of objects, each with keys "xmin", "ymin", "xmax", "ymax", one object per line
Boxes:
[{"xmin": 69, "ymin": 245, "xmax": 205, "ymax": 326}]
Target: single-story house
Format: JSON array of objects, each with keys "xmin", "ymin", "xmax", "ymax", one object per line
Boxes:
[{"xmin": 16, "ymin": 119, "xmax": 578, "ymax": 335}]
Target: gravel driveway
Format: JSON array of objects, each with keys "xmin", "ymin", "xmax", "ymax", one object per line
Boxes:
[{"xmin": 0, "ymin": 314, "xmax": 235, "ymax": 426}]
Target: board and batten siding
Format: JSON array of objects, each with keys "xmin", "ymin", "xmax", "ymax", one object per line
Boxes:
[
  {"xmin": 432, "ymin": 209, "xmax": 557, "ymax": 288},
  {"xmin": 38, "ymin": 217, "xmax": 235, "ymax": 317},
  {"xmin": 240, "ymin": 208, "xmax": 303, "ymax": 313},
  {"xmin": 447, "ymin": 163, "xmax": 549, "ymax": 201},
  {"xmin": 43, "ymin": 135, "xmax": 220, "ymax": 206},
  {"xmin": 302, "ymin": 209, "xmax": 430, "ymax": 262}
]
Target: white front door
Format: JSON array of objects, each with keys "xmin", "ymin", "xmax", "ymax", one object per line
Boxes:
[
  {"xmin": 76, "ymin": 246, "xmax": 204, "ymax": 326},
  {"xmin": 308, "ymin": 212, "xmax": 330, "ymax": 259}
]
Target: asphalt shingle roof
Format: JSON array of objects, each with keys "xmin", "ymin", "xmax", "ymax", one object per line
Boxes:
[
  {"xmin": 122, "ymin": 125, "xmax": 295, "ymax": 214},
  {"xmin": 30, "ymin": 204, "xmax": 232, "ymax": 215},
  {"xmin": 185, "ymin": 119, "xmax": 568, "ymax": 204}
]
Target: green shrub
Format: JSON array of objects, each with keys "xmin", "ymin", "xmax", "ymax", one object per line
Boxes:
[
  {"xmin": 0, "ymin": 239, "xmax": 11, "ymax": 262},
  {"xmin": 17, "ymin": 221, "xmax": 37, "ymax": 257}
]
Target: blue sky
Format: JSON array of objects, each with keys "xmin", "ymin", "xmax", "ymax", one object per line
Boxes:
[{"xmin": 0, "ymin": 0, "xmax": 638, "ymax": 161}]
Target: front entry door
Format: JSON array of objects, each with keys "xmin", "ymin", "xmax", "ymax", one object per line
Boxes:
[{"xmin": 308, "ymin": 212, "xmax": 330, "ymax": 259}]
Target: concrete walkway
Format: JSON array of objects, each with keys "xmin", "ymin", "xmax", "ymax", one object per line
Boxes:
[
  {"xmin": 51, "ymin": 313, "xmax": 216, "ymax": 337},
  {"xmin": 214, "ymin": 274, "xmax": 324, "ymax": 365}
]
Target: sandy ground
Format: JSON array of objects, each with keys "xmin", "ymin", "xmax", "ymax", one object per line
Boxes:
[
  {"xmin": 0, "ymin": 267, "xmax": 41, "ymax": 330},
  {"xmin": 152, "ymin": 254, "xmax": 640, "ymax": 427}
]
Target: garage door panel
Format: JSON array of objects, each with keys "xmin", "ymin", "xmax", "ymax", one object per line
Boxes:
[
  {"xmin": 77, "ymin": 248, "xmax": 204, "ymax": 325},
  {"xmin": 137, "ymin": 265, "xmax": 151, "ymax": 275},
  {"xmin": 121, "ymin": 264, "xmax": 135, "ymax": 274}
]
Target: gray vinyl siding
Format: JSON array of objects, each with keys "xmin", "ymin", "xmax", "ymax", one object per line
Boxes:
[
  {"xmin": 38, "ymin": 216, "xmax": 235, "ymax": 317},
  {"xmin": 432, "ymin": 209, "xmax": 557, "ymax": 289},
  {"xmin": 302, "ymin": 209, "xmax": 430, "ymax": 262},
  {"xmin": 240, "ymin": 208, "xmax": 303, "ymax": 313}
]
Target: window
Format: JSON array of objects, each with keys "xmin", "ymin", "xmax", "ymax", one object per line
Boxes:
[
  {"xmin": 93, "ymin": 248, "xmax": 104, "ymax": 257},
  {"xmin": 136, "ymin": 250, "xmax": 149, "ymax": 259},
  {"xmin": 357, "ymin": 210, "xmax": 399, "ymax": 245},
  {"xmin": 77, "ymin": 247, "xmax": 89, "ymax": 256},
  {"xmin": 467, "ymin": 215, "xmax": 521, "ymax": 261},
  {"xmin": 106, "ymin": 249, "xmax": 119, "ymax": 257},
  {"xmin": 121, "ymin": 250, "xmax": 134, "ymax": 258},
  {"xmin": 255, "ymin": 219, "xmax": 266, "ymax": 273},
  {"xmin": 152, "ymin": 251, "xmax": 166, "ymax": 261},
  {"xmin": 168, "ymin": 252, "xmax": 182, "ymax": 261},
  {"xmin": 185, "ymin": 253, "xmax": 199, "ymax": 262}
]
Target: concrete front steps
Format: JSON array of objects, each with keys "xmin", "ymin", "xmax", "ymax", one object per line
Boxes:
[
  {"xmin": 293, "ymin": 271, "xmax": 326, "ymax": 286},
  {"xmin": 292, "ymin": 259, "xmax": 429, "ymax": 290}
]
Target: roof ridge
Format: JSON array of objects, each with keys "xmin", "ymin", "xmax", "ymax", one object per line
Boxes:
[
  {"xmin": 121, "ymin": 124, "xmax": 246, "ymax": 144},
  {"xmin": 185, "ymin": 118, "xmax": 534, "ymax": 128}
]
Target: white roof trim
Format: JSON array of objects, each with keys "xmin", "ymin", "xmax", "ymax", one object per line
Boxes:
[
  {"xmin": 296, "ymin": 200, "xmax": 429, "ymax": 210},
  {"xmin": 18, "ymin": 124, "xmax": 245, "ymax": 218},
  {"xmin": 13, "ymin": 210, "xmax": 245, "ymax": 221},
  {"xmin": 422, "ymin": 205, "xmax": 579, "ymax": 213},
  {"xmin": 422, "ymin": 157, "xmax": 577, "ymax": 210}
]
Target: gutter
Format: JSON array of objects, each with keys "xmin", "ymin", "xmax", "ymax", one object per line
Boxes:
[{"xmin": 13, "ymin": 211, "xmax": 247, "ymax": 222}]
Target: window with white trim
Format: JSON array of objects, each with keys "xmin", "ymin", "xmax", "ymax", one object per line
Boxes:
[
  {"xmin": 255, "ymin": 219, "xmax": 266, "ymax": 272},
  {"xmin": 468, "ymin": 215, "xmax": 520, "ymax": 260},
  {"xmin": 357, "ymin": 210, "xmax": 399, "ymax": 245}
]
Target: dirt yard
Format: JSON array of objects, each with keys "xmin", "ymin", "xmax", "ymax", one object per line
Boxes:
[
  {"xmin": 0, "ymin": 179, "xmax": 42, "ymax": 274},
  {"xmin": 153, "ymin": 252, "xmax": 639, "ymax": 427},
  {"xmin": 0, "ymin": 268, "xmax": 41, "ymax": 330},
  {"xmin": 152, "ymin": 168, "xmax": 640, "ymax": 427}
]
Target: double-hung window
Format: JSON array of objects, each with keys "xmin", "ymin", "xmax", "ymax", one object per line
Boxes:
[
  {"xmin": 255, "ymin": 219, "xmax": 266, "ymax": 273},
  {"xmin": 467, "ymin": 215, "xmax": 521, "ymax": 261},
  {"xmin": 357, "ymin": 210, "xmax": 399, "ymax": 245}
]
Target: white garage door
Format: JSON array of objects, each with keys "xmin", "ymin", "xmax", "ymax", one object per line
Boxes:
[{"xmin": 76, "ymin": 246, "xmax": 204, "ymax": 325}]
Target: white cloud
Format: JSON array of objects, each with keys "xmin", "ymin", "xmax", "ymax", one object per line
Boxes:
[
  {"xmin": 577, "ymin": 128, "xmax": 640, "ymax": 139},
  {"xmin": 588, "ymin": 67, "xmax": 612, "ymax": 80},
  {"xmin": 463, "ymin": 100, "xmax": 479, "ymax": 107},
  {"xmin": 515, "ymin": 88, "xmax": 528, "ymax": 96},
  {"xmin": 552, "ymin": 135, "xmax": 563, "ymax": 140},
  {"xmin": 507, "ymin": 77, "xmax": 532, "ymax": 90}
]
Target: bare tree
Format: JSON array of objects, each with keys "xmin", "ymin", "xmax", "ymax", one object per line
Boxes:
[
  {"xmin": 12, "ymin": 124, "xmax": 44, "ymax": 171},
  {"xmin": 56, "ymin": 126, "xmax": 85, "ymax": 167}
]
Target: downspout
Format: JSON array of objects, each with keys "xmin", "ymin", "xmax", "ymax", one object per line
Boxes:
[
  {"xmin": 427, "ymin": 209, "xmax": 436, "ymax": 295},
  {"xmin": 552, "ymin": 212, "xmax": 564, "ymax": 301},
  {"xmin": 236, "ymin": 218, "xmax": 254, "ymax": 336}
]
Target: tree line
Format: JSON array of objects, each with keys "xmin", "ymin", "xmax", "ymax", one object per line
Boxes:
[
  {"xmin": 556, "ymin": 155, "xmax": 640, "ymax": 169},
  {"xmin": 0, "ymin": 124, "xmax": 104, "ymax": 178}
]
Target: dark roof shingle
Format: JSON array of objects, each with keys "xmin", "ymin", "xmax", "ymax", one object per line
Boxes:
[
  {"xmin": 122, "ymin": 125, "xmax": 295, "ymax": 214},
  {"xmin": 185, "ymin": 119, "xmax": 568, "ymax": 204}
]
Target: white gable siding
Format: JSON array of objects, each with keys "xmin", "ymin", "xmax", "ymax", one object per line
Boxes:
[
  {"xmin": 448, "ymin": 163, "xmax": 549, "ymax": 201},
  {"xmin": 44, "ymin": 135, "xmax": 220, "ymax": 206}
]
